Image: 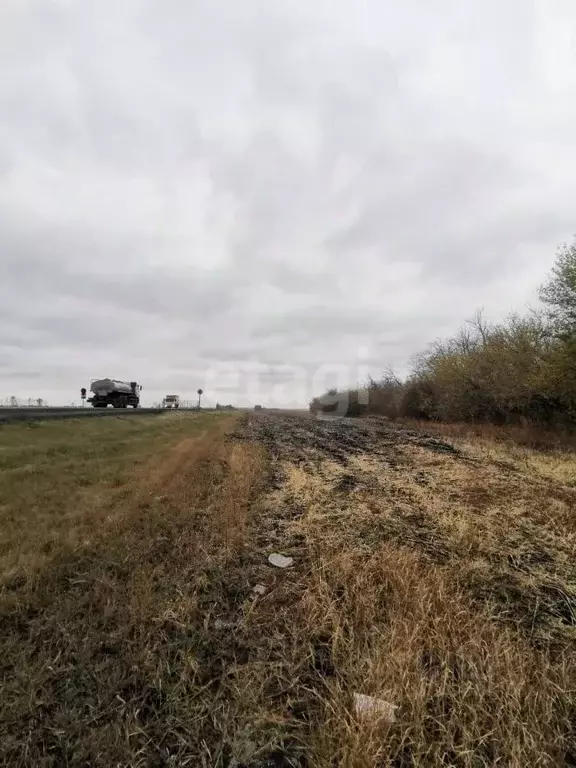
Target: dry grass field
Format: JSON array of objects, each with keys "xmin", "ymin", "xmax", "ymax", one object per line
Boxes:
[{"xmin": 0, "ymin": 412, "xmax": 574, "ymax": 766}]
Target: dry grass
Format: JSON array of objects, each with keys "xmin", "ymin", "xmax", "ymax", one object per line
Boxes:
[
  {"xmin": 402, "ymin": 420, "xmax": 576, "ymax": 485},
  {"xmin": 304, "ymin": 549, "xmax": 571, "ymax": 767},
  {"xmin": 0, "ymin": 412, "xmax": 268, "ymax": 766},
  {"xmin": 1, "ymin": 412, "xmax": 575, "ymax": 766},
  {"xmin": 401, "ymin": 419, "xmax": 576, "ymax": 451},
  {"xmin": 229, "ymin": 414, "xmax": 576, "ymax": 767},
  {"xmin": 263, "ymin": 486, "xmax": 573, "ymax": 765},
  {"xmin": 0, "ymin": 412, "xmax": 222, "ymax": 577}
]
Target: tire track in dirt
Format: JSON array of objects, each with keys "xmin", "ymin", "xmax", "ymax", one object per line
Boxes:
[
  {"xmin": 240, "ymin": 412, "xmax": 576, "ymax": 644},
  {"xmin": 223, "ymin": 413, "xmax": 576, "ymax": 765},
  {"xmin": 188, "ymin": 412, "xmax": 576, "ymax": 766}
]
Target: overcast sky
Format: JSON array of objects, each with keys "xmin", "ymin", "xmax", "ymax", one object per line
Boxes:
[{"xmin": 1, "ymin": 1, "xmax": 575, "ymax": 406}]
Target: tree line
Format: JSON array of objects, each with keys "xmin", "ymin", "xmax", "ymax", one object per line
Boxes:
[{"xmin": 311, "ymin": 238, "xmax": 576, "ymax": 428}]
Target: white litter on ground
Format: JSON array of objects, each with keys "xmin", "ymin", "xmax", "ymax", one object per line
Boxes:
[
  {"xmin": 214, "ymin": 619, "xmax": 236, "ymax": 630},
  {"xmin": 252, "ymin": 584, "xmax": 267, "ymax": 595},
  {"xmin": 353, "ymin": 693, "xmax": 397, "ymax": 723},
  {"xmin": 268, "ymin": 553, "xmax": 294, "ymax": 568}
]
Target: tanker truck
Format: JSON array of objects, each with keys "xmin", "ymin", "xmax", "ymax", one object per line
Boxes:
[{"xmin": 85, "ymin": 379, "xmax": 142, "ymax": 409}]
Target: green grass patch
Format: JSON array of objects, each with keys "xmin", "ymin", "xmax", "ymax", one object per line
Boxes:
[{"xmin": 0, "ymin": 413, "xmax": 233, "ymax": 577}]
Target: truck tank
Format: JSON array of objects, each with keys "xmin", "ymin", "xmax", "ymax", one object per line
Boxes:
[
  {"xmin": 88, "ymin": 379, "xmax": 141, "ymax": 408},
  {"xmin": 91, "ymin": 379, "xmax": 134, "ymax": 397}
]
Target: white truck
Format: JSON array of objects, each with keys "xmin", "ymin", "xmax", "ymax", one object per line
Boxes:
[{"xmin": 162, "ymin": 395, "xmax": 180, "ymax": 409}]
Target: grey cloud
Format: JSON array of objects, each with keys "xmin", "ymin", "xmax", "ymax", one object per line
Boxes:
[
  {"xmin": 1, "ymin": 370, "xmax": 42, "ymax": 380},
  {"xmin": 1, "ymin": 0, "xmax": 575, "ymax": 405},
  {"xmin": 249, "ymin": 305, "xmax": 455, "ymax": 340},
  {"xmin": 250, "ymin": 308, "xmax": 386, "ymax": 339},
  {"xmin": 199, "ymin": 347, "xmax": 269, "ymax": 363},
  {"xmin": 0, "ymin": 220, "xmax": 244, "ymax": 325}
]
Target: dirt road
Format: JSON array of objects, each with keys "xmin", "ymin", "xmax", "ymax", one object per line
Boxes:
[
  {"xmin": 241, "ymin": 411, "xmax": 575, "ymax": 640},
  {"xmin": 209, "ymin": 411, "xmax": 576, "ymax": 766},
  {"xmin": 239, "ymin": 411, "xmax": 465, "ymax": 566}
]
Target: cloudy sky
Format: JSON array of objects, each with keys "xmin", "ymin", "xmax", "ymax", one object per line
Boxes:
[{"xmin": 1, "ymin": 0, "xmax": 575, "ymax": 406}]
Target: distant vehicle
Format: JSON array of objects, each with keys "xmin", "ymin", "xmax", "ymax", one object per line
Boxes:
[
  {"xmin": 85, "ymin": 379, "xmax": 142, "ymax": 409},
  {"xmin": 254, "ymin": 404, "xmax": 263, "ymax": 411},
  {"xmin": 163, "ymin": 394, "xmax": 180, "ymax": 409}
]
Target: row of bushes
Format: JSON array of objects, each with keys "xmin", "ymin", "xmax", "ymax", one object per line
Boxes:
[{"xmin": 311, "ymin": 239, "xmax": 576, "ymax": 427}]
